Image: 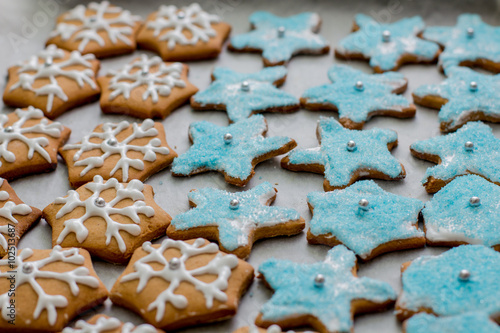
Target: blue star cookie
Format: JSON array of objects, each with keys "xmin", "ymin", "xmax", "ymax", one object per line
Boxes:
[
  {"xmin": 190, "ymin": 66, "xmax": 299, "ymax": 123},
  {"xmin": 228, "ymin": 11, "xmax": 329, "ymax": 67},
  {"xmin": 412, "ymin": 66, "xmax": 500, "ymax": 132},
  {"xmin": 256, "ymin": 245, "xmax": 396, "ymax": 332},
  {"xmin": 422, "ymin": 175, "xmax": 500, "ymax": 250},
  {"xmin": 336, "ymin": 14, "xmax": 440, "ymax": 72},
  {"xmin": 423, "ymin": 14, "xmax": 500, "ymax": 73},
  {"xmin": 301, "ymin": 65, "xmax": 416, "ymax": 129},
  {"xmin": 281, "ymin": 117, "xmax": 405, "ymax": 191},
  {"xmin": 167, "ymin": 182, "xmax": 305, "ymax": 259},
  {"xmin": 410, "ymin": 121, "xmax": 500, "ymax": 193},
  {"xmin": 171, "ymin": 115, "xmax": 296, "ymax": 187},
  {"xmin": 404, "ymin": 312, "xmax": 500, "ymax": 333},
  {"xmin": 396, "ymin": 245, "xmax": 500, "ymax": 321},
  {"xmin": 307, "ymin": 180, "xmax": 425, "ymax": 260}
]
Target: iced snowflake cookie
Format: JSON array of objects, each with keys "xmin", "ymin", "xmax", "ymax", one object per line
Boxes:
[
  {"xmin": 0, "ymin": 246, "xmax": 108, "ymax": 332},
  {"xmin": 234, "ymin": 325, "xmax": 317, "ymax": 333},
  {"xmin": 190, "ymin": 66, "xmax": 299, "ymax": 123},
  {"xmin": 403, "ymin": 312, "xmax": 500, "ymax": 333},
  {"xmin": 301, "ymin": 65, "xmax": 416, "ymax": 129},
  {"xmin": 281, "ymin": 117, "xmax": 405, "ymax": 191},
  {"xmin": 307, "ymin": 180, "xmax": 425, "ymax": 261},
  {"xmin": 423, "ymin": 14, "xmax": 500, "ymax": 73},
  {"xmin": 412, "ymin": 67, "xmax": 500, "ymax": 132},
  {"xmin": 137, "ymin": 3, "xmax": 231, "ymax": 61},
  {"xmin": 0, "ymin": 179, "xmax": 41, "ymax": 258},
  {"xmin": 61, "ymin": 314, "xmax": 164, "ymax": 333},
  {"xmin": 410, "ymin": 122, "xmax": 500, "ymax": 193},
  {"xmin": 228, "ymin": 11, "xmax": 329, "ymax": 67},
  {"xmin": 335, "ymin": 15, "xmax": 440, "ymax": 73},
  {"xmin": 43, "ymin": 176, "xmax": 172, "ymax": 264},
  {"xmin": 0, "ymin": 107, "xmax": 71, "ymax": 180},
  {"xmin": 98, "ymin": 55, "xmax": 198, "ymax": 119},
  {"xmin": 396, "ymin": 245, "xmax": 500, "ymax": 321},
  {"xmin": 168, "ymin": 182, "xmax": 305, "ymax": 259},
  {"xmin": 256, "ymin": 245, "xmax": 396, "ymax": 333},
  {"xmin": 46, "ymin": 1, "xmax": 142, "ymax": 58},
  {"xmin": 171, "ymin": 115, "xmax": 296, "ymax": 187},
  {"xmin": 421, "ymin": 175, "xmax": 500, "ymax": 250},
  {"xmin": 3, "ymin": 45, "xmax": 100, "ymax": 119},
  {"xmin": 60, "ymin": 119, "xmax": 176, "ymax": 188},
  {"xmin": 110, "ymin": 238, "xmax": 254, "ymax": 330}
]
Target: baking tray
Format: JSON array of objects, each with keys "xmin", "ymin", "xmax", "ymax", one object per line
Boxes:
[{"xmin": 1, "ymin": 0, "xmax": 499, "ymax": 332}]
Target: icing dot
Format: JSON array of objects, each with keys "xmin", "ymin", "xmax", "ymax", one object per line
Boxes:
[
  {"xmin": 458, "ymin": 269, "xmax": 471, "ymax": 281},
  {"xmin": 229, "ymin": 198, "xmax": 240, "ymax": 210},
  {"xmin": 3, "ymin": 126, "xmax": 13, "ymax": 133},
  {"xmin": 469, "ymin": 81, "xmax": 478, "ymax": 92},
  {"xmin": 168, "ymin": 257, "xmax": 181, "ymax": 270},
  {"xmin": 464, "ymin": 141, "xmax": 474, "ymax": 151},
  {"xmin": 177, "ymin": 11, "xmax": 186, "ymax": 19},
  {"xmin": 277, "ymin": 26, "xmax": 285, "ymax": 38},
  {"xmin": 466, "ymin": 27, "xmax": 475, "ymax": 38},
  {"xmin": 240, "ymin": 81, "xmax": 250, "ymax": 92},
  {"xmin": 354, "ymin": 80, "xmax": 364, "ymax": 91},
  {"xmin": 107, "ymin": 138, "xmax": 118, "ymax": 146},
  {"xmin": 223, "ymin": 133, "xmax": 233, "ymax": 144},
  {"xmin": 314, "ymin": 273, "xmax": 325, "ymax": 287},
  {"xmin": 358, "ymin": 198, "xmax": 369, "ymax": 211},
  {"xmin": 94, "ymin": 197, "xmax": 106, "ymax": 207},
  {"xmin": 469, "ymin": 196, "xmax": 481, "ymax": 207},
  {"xmin": 382, "ymin": 30, "xmax": 391, "ymax": 42},
  {"xmin": 22, "ymin": 263, "xmax": 34, "ymax": 274},
  {"xmin": 346, "ymin": 140, "xmax": 357, "ymax": 152}
]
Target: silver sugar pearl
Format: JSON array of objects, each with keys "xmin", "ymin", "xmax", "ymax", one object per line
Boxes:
[
  {"xmin": 355, "ymin": 81, "xmax": 364, "ymax": 91},
  {"xmin": 346, "ymin": 140, "xmax": 357, "ymax": 152},
  {"xmin": 314, "ymin": 274, "xmax": 325, "ymax": 287},
  {"xmin": 223, "ymin": 133, "xmax": 233, "ymax": 144},
  {"xmin": 464, "ymin": 141, "xmax": 474, "ymax": 151},
  {"xmin": 241, "ymin": 81, "xmax": 250, "ymax": 92},
  {"xmin": 277, "ymin": 26, "xmax": 286, "ymax": 38},
  {"xmin": 177, "ymin": 11, "xmax": 186, "ymax": 19},
  {"xmin": 458, "ymin": 269, "xmax": 471, "ymax": 281},
  {"xmin": 469, "ymin": 81, "xmax": 478, "ymax": 92},
  {"xmin": 169, "ymin": 257, "xmax": 181, "ymax": 270},
  {"xmin": 94, "ymin": 197, "xmax": 106, "ymax": 207},
  {"xmin": 107, "ymin": 138, "xmax": 118, "ymax": 146},
  {"xmin": 382, "ymin": 30, "xmax": 391, "ymax": 42},
  {"xmin": 44, "ymin": 59, "xmax": 53, "ymax": 67},
  {"xmin": 141, "ymin": 69, "xmax": 148, "ymax": 76},
  {"xmin": 466, "ymin": 27, "xmax": 474, "ymax": 38},
  {"xmin": 22, "ymin": 263, "xmax": 34, "ymax": 274},
  {"xmin": 89, "ymin": 16, "xmax": 97, "ymax": 23},
  {"xmin": 229, "ymin": 198, "xmax": 240, "ymax": 210},
  {"xmin": 3, "ymin": 126, "xmax": 13, "ymax": 133},
  {"xmin": 358, "ymin": 198, "xmax": 369, "ymax": 211},
  {"xmin": 469, "ymin": 196, "xmax": 481, "ymax": 207}
]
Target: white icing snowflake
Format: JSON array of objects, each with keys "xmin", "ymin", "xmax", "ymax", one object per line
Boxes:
[
  {"xmin": 0, "ymin": 106, "xmax": 63, "ymax": 167},
  {"xmin": 0, "ymin": 246, "xmax": 100, "ymax": 326},
  {"xmin": 62, "ymin": 316, "xmax": 157, "ymax": 333},
  {"xmin": 9, "ymin": 45, "xmax": 97, "ymax": 112},
  {"xmin": 107, "ymin": 54, "xmax": 186, "ymax": 103},
  {"xmin": 0, "ymin": 179, "xmax": 32, "ymax": 252},
  {"xmin": 62, "ymin": 119, "xmax": 170, "ymax": 182},
  {"xmin": 147, "ymin": 3, "xmax": 220, "ymax": 50},
  {"xmin": 54, "ymin": 175, "xmax": 155, "ymax": 253},
  {"xmin": 121, "ymin": 238, "xmax": 238, "ymax": 322},
  {"xmin": 50, "ymin": 1, "xmax": 141, "ymax": 52}
]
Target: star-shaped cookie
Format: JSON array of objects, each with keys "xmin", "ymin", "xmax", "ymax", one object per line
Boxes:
[
  {"xmin": 0, "ymin": 246, "xmax": 108, "ymax": 332},
  {"xmin": 412, "ymin": 66, "xmax": 500, "ymax": 132},
  {"xmin": 228, "ymin": 11, "xmax": 330, "ymax": 67},
  {"xmin": 0, "ymin": 107, "xmax": 71, "ymax": 180},
  {"xmin": 256, "ymin": 245, "xmax": 396, "ymax": 332},
  {"xmin": 137, "ymin": 3, "xmax": 231, "ymax": 61},
  {"xmin": 98, "ymin": 54, "xmax": 198, "ymax": 119},
  {"xmin": 61, "ymin": 314, "xmax": 164, "ymax": 333},
  {"xmin": 396, "ymin": 245, "xmax": 500, "ymax": 321},
  {"xmin": 171, "ymin": 115, "xmax": 296, "ymax": 187},
  {"xmin": 281, "ymin": 117, "xmax": 405, "ymax": 191},
  {"xmin": 60, "ymin": 119, "xmax": 177, "ymax": 188},
  {"xmin": 110, "ymin": 238, "xmax": 254, "ymax": 331},
  {"xmin": 190, "ymin": 66, "xmax": 299, "ymax": 123},
  {"xmin": 404, "ymin": 312, "xmax": 500, "ymax": 333},
  {"xmin": 410, "ymin": 121, "xmax": 500, "ymax": 193},
  {"xmin": 422, "ymin": 175, "xmax": 500, "ymax": 250},
  {"xmin": 423, "ymin": 14, "xmax": 500, "ymax": 73},
  {"xmin": 336, "ymin": 14, "xmax": 440, "ymax": 72},
  {"xmin": 307, "ymin": 180, "xmax": 425, "ymax": 261},
  {"xmin": 168, "ymin": 182, "xmax": 305, "ymax": 259},
  {"xmin": 301, "ymin": 65, "xmax": 416, "ymax": 129},
  {"xmin": 3, "ymin": 45, "xmax": 100, "ymax": 119},
  {"xmin": 46, "ymin": 1, "xmax": 142, "ymax": 58}
]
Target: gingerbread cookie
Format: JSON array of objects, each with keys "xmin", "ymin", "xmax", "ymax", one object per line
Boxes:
[
  {"xmin": 0, "ymin": 179, "xmax": 41, "ymax": 258},
  {"xmin": 60, "ymin": 119, "xmax": 176, "ymax": 188},
  {"xmin": 190, "ymin": 66, "xmax": 299, "ymax": 123},
  {"xmin": 110, "ymin": 238, "xmax": 254, "ymax": 331},
  {"xmin": 396, "ymin": 245, "xmax": 500, "ymax": 321},
  {"xmin": 171, "ymin": 115, "xmax": 296, "ymax": 187},
  {"xmin": 335, "ymin": 15, "xmax": 440, "ymax": 73},
  {"xmin": 61, "ymin": 314, "xmax": 164, "ymax": 333},
  {"xmin": 256, "ymin": 245, "xmax": 396, "ymax": 333},
  {"xmin": 410, "ymin": 121, "xmax": 500, "ymax": 193},
  {"xmin": 43, "ymin": 176, "xmax": 171, "ymax": 264},
  {"xmin": 307, "ymin": 180, "xmax": 425, "ymax": 261},
  {"xmin": 47, "ymin": 1, "xmax": 142, "ymax": 58},
  {"xmin": 0, "ymin": 107, "xmax": 71, "ymax": 180},
  {"xmin": 168, "ymin": 182, "xmax": 305, "ymax": 259},
  {"xmin": 137, "ymin": 3, "xmax": 231, "ymax": 61},
  {"xmin": 0, "ymin": 246, "xmax": 108, "ymax": 332},
  {"xmin": 404, "ymin": 312, "xmax": 500, "ymax": 333},
  {"xmin": 98, "ymin": 55, "xmax": 198, "ymax": 119},
  {"xmin": 3, "ymin": 45, "xmax": 100, "ymax": 119},
  {"xmin": 229, "ymin": 11, "xmax": 329, "ymax": 67},
  {"xmin": 423, "ymin": 14, "xmax": 500, "ymax": 73},
  {"xmin": 234, "ymin": 325, "xmax": 317, "ymax": 333},
  {"xmin": 301, "ymin": 65, "xmax": 416, "ymax": 129},
  {"xmin": 412, "ymin": 66, "xmax": 500, "ymax": 132},
  {"xmin": 281, "ymin": 117, "xmax": 405, "ymax": 191},
  {"xmin": 422, "ymin": 175, "xmax": 500, "ymax": 250}
]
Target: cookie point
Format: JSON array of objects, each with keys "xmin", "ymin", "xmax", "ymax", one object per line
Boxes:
[
  {"xmin": 458, "ymin": 269, "xmax": 471, "ymax": 281},
  {"xmin": 346, "ymin": 140, "xmax": 357, "ymax": 152},
  {"xmin": 382, "ymin": 30, "xmax": 391, "ymax": 42},
  {"xmin": 314, "ymin": 273, "xmax": 325, "ymax": 287},
  {"xmin": 229, "ymin": 198, "xmax": 240, "ymax": 210},
  {"xmin": 469, "ymin": 196, "xmax": 481, "ymax": 207}
]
